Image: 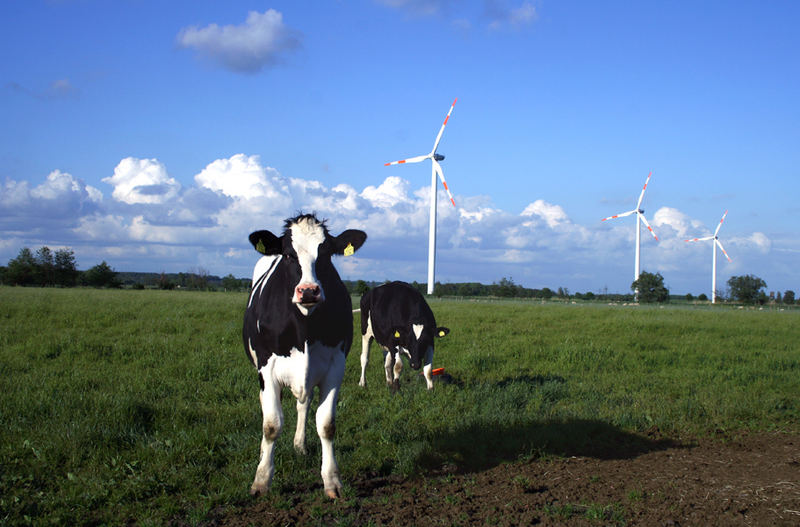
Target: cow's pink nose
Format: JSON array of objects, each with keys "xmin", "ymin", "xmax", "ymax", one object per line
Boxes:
[{"xmin": 296, "ymin": 284, "xmax": 321, "ymax": 303}]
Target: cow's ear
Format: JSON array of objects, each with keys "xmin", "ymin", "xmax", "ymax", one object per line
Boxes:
[
  {"xmin": 435, "ymin": 327, "xmax": 450, "ymax": 338},
  {"xmin": 249, "ymin": 230, "xmax": 282, "ymax": 255},
  {"xmin": 333, "ymin": 230, "xmax": 367, "ymax": 256}
]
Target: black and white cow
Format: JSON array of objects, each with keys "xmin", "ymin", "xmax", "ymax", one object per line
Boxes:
[
  {"xmin": 358, "ymin": 281, "xmax": 450, "ymax": 390},
  {"xmin": 242, "ymin": 213, "xmax": 366, "ymax": 499}
]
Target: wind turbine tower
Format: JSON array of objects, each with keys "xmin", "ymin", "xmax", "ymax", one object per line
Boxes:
[
  {"xmin": 685, "ymin": 210, "xmax": 732, "ymax": 303},
  {"xmin": 601, "ymin": 171, "xmax": 660, "ymax": 297},
  {"xmin": 385, "ymin": 98, "xmax": 458, "ymax": 295}
]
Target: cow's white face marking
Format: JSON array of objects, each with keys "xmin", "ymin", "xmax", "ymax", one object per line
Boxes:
[
  {"xmin": 412, "ymin": 324, "xmax": 424, "ymax": 340},
  {"xmin": 290, "ymin": 218, "xmax": 326, "ymax": 315}
]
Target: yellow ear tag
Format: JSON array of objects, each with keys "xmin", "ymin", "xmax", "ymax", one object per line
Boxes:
[
  {"xmin": 439, "ymin": 330, "xmax": 445, "ymax": 337},
  {"xmin": 256, "ymin": 240, "xmax": 266, "ymax": 254},
  {"xmin": 343, "ymin": 243, "xmax": 354, "ymax": 256},
  {"xmin": 394, "ymin": 330, "xmax": 400, "ymax": 338}
]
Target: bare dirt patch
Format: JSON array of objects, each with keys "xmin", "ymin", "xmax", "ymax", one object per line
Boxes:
[{"xmin": 211, "ymin": 431, "xmax": 799, "ymax": 526}]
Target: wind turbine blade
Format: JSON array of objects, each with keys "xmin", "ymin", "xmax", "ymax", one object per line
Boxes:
[
  {"xmin": 601, "ymin": 210, "xmax": 637, "ymax": 221},
  {"xmin": 431, "ymin": 98, "xmax": 457, "ymax": 154},
  {"xmin": 714, "ymin": 209, "xmax": 729, "ymax": 237},
  {"xmin": 716, "ymin": 239, "xmax": 732, "ymax": 262},
  {"xmin": 384, "ymin": 154, "xmax": 429, "ymax": 166},
  {"xmin": 635, "ymin": 171, "xmax": 653, "ymax": 210},
  {"xmin": 433, "ymin": 160, "xmax": 456, "ymax": 207},
  {"xmin": 638, "ymin": 213, "xmax": 659, "ymax": 241},
  {"xmin": 684, "ymin": 236, "xmax": 714, "ymax": 242}
]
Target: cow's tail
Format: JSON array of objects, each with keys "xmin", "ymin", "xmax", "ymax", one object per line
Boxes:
[{"xmin": 359, "ymin": 291, "xmax": 371, "ymax": 335}]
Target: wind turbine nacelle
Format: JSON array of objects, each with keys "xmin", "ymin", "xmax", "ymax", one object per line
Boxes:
[{"xmin": 433, "ymin": 153, "xmax": 445, "ymax": 161}]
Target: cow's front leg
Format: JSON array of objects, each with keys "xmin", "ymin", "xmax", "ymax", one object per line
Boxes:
[
  {"xmin": 250, "ymin": 370, "xmax": 283, "ymax": 496},
  {"xmin": 392, "ymin": 353, "xmax": 403, "ymax": 383},
  {"xmin": 358, "ymin": 334, "xmax": 372, "ymax": 387},
  {"xmin": 422, "ymin": 346, "xmax": 434, "ymax": 390},
  {"xmin": 316, "ymin": 353, "xmax": 345, "ymax": 499},
  {"xmin": 383, "ymin": 348, "xmax": 394, "ymax": 386},
  {"xmin": 294, "ymin": 395, "xmax": 311, "ymax": 455}
]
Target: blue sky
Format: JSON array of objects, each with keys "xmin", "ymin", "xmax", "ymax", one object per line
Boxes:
[{"xmin": 1, "ymin": 0, "xmax": 798, "ymax": 295}]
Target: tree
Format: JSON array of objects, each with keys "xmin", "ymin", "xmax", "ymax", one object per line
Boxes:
[
  {"xmin": 784, "ymin": 290, "xmax": 795, "ymax": 305},
  {"xmin": 631, "ymin": 271, "xmax": 669, "ymax": 303},
  {"xmin": 54, "ymin": 249, "xmax": 79, "ymax": 287},
  {"xmin": 698, "ymin": 293, "xmax": 708, "ymax": 302},
  {"xmin": 83, "ymin": 261, "xmax": 121, "ymax": 288},
  {"xmin": 158, "ymin": 272, "xmax": 175, "ymax": 290},
  {"xmin": 35, "ymin": 246, "xmax": 55, "ymax": 286},
  {"xmin": 188, "ymin": 267, "xmax": 209, "ymax": 290},
  {"xmin": 496, "ymin": 277, "xmax": 518, "ymax": 297},
  {"xmin": 727, "ymin": 274, "xmax": 767, "ymax": 305},
  {"xmin": 222, "ymin": 273, "xmax": 241, "ymax": 291},
  {"xmin": 355, "ymin": 280, "xmax": 370, "ymax": 297},
  {"xmin": 685, "ymin": 293, "xmax": 694, "ymax": 302},
  {"xmin": 6, "ymin": 248, "xmax": 37, "ymax": 285}
]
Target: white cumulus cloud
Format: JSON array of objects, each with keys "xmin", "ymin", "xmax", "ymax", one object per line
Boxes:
[
  {"xmin": 521, "ymin": 199, "xmax": 569, "ymax": 228},
  {"xmin": 0, "ymin": 170, "xmax": 102, "ymax": 233},
  {"xmin": 104, "ymin": 158, "xmax": 181, "ymax": 205},
  {"xmin": 177, "ymin": 10, "xmax": 301, "ymax": 73},
  {"xmin": 652, "ymin": 206, "xmax": 704, "ymax": 238},
  {"xmin": 195, "ymin": 153, "xmax": 288, "ymax": 200},
  {"xmin": 1, "ymin": 155, "xmax": 791, "ymax": 294}
]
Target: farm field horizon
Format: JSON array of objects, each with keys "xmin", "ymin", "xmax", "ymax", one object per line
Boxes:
[{"xmin": 1, "ymin": 286, "xmax": 798, "ymax": 526}]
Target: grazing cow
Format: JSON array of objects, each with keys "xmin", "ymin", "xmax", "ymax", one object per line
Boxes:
[
  {"xmin": 242, "ymin": 213, "xmax": 366, "ymax": 499},
  {"xmin": 358, "ymin": 281, "xmax": 450, "ymax": 390}
]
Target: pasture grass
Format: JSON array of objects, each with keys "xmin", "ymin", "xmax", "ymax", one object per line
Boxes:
[{"xmin": 1, "ymin": 287, "xmax": 798, "ymax": 525}]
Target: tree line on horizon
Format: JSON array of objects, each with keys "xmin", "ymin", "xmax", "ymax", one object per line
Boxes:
[{"xmin": 1, "ymin": 246, "xmax": 793, "ymax": 306}]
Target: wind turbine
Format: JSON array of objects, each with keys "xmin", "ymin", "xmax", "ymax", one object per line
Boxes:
[
  {"xmin": 601, "ymin": 171, "xmax": 659, "ymax": 297},
  {"xmin": 685, "ymin": 210, "xmax": 732, "ymax": 304},
  {"xmin": 385, "ymin": 98, "xmax": 458, "ymax": 295}
]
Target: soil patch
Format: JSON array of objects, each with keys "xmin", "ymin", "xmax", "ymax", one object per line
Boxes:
[{"xmin": 210, "ymin": 431, "xmax": 799, "ymax": 526}]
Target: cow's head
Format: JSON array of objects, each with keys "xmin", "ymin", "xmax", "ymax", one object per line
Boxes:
[
  {"xmin": 394, "ymin": 324, "xmax": 450, "ymax": 370},
  {"xmin": 249, "ymin": 213, "xmax": 367, "ymax": 315}
]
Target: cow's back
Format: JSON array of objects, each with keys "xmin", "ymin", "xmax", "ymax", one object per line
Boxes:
[{"xmin": 362, "ymin": 281, "xmax": 435, "ymax": 343}]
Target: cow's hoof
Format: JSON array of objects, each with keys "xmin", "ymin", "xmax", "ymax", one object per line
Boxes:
[
  {"xmin": 249, "ymin": 483, "xmax": 267, "ymax": 497},
  {"xmin": 391, "ymin": 379, "xmax": 400, "ymax": 393},
  {"xmin": 293, "ymin": 442, "xmax": 307, "ymax": 455},
  {"xmin": 325, "ymin": 486, "xmax": 343, "ymax": 499},
  {"xmin": 358, "ymin": 380, "xmax": 366, "ymax": 388}
]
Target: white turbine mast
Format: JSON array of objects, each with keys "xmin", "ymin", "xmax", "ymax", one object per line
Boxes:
[
  {"xmin": 385, "ymin": 98, "xmax": 458, "ymax": 295},
  {"xmin": 685, "ymin": 210, "xmax": 732, "ymax": 304},
  {"xmin": 601, "ymin": 171, "xmax": 659, "ymax": 298}
]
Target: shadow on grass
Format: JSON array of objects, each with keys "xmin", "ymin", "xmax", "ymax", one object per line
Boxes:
[
  {"xmin": 419, "ymin": 417, "xmax": 683, "ymax": 475},
  {"xmin": 407, "ymin": 374, "xmax": 685, "ymax": 475}
]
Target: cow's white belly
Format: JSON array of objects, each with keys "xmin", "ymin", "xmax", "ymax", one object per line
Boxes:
[{"xmin": 260, "ymin": 340, "xmax": 346, "ymax": 403}]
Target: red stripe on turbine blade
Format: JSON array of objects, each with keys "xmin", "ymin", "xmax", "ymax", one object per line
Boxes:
[
  {"xmin": 443, "ymin": 116, "xmax": 449, "ymax": 126},
  {"xmin": 384, "ymin": 163, "xmax": 391, "ymax": 166},
  {"xmin": 442, "ymin": 181, "xmax": 449, "ymax": 190},
  {"xmin": 450, "ymin": 198, "xmax": 456, "ymax": 207},
  {"xmin": 398, "ymin": 160, "xmax": 406, "ymax": 163}
]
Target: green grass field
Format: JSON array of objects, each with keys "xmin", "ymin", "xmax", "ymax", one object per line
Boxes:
[{"xmin": 1, "ymin": 287, "xmax": 798, "ymax": 525}]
